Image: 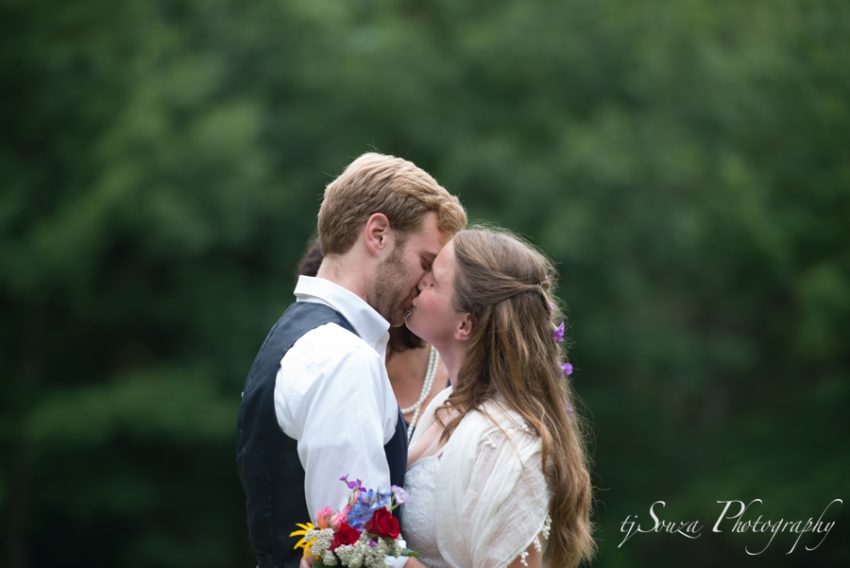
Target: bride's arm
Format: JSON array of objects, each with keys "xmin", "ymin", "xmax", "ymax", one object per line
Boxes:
[{"xmin": 437, "ymin": 414, "xmax": 550, "ymax": 568}]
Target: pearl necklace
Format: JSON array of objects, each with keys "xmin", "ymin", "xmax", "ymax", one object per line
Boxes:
[{"xmin": 401, "ymin": 344, "xmax": 439, "ymax": 443}]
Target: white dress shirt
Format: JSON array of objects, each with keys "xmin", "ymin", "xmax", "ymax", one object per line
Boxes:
[{"xmin": 274, "ymin": 276, "xmax": 400, "ymax": 520}]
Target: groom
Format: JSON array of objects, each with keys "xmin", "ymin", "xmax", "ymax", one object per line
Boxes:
[{"xmin": 236, "ymin": 153, "xmax": 466, "ymax": 568}]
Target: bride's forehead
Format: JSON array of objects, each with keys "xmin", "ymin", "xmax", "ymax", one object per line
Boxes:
[{"xmin": 433, "ymin": 241, "xmax": 455, "ymax": 272}]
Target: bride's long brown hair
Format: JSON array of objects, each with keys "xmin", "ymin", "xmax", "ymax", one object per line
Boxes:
[{"xmin": 436, "ymin": 227, "xmax": 595, "ymax": 568}]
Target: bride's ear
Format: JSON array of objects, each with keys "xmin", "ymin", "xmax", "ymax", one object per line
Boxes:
[{"xmin": 454, "ymin": 312, "xmax": 473, "ymax": 342}]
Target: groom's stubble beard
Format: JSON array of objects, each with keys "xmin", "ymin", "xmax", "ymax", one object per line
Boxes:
[{"xmin": 373, "ymin": 240, "xmax": 410, "ymax": 327}]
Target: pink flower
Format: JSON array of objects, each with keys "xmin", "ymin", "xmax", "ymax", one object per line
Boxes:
[
  {"xmin": 331, "ymin": 505, "xmax": 350, "ymax": 529},
  {"xmin": 316, "ymin": 506, "xmax": 334, "ymax": 529}
]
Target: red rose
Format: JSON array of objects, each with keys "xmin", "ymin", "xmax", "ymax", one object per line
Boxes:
[
  {"xmin": 330, "ymin": 521, "xmax": 361, "ymax": 551},
  {"xmin": 365, "ymin": 508, "xmax": 400, "ymax": 539}
]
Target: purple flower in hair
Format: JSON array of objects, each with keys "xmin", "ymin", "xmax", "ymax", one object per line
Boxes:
[
  {"xmin": 560, "ymin": 362, "xmax": 573, "ymax": 377},
  {"xmin": 553, "ymin": 321, "xmax": 565, "ymax": 343},
  {"xmin": 566, "ymin": 405, "xmax": 575, "ymax": 416}
]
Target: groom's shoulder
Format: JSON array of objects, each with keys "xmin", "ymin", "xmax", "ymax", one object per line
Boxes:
[
  {"xmin": 286, "ymin": 321, "xmax": 380, "ymax": 368},
  {"xmin": 277, "ymin": 322, "xmax": 384, "ymax": 398}
]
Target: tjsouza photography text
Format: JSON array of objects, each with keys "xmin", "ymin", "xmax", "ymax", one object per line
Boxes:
[{"xmin": 618, "ymin": 498, "xmax": 843, "ymax": 556}]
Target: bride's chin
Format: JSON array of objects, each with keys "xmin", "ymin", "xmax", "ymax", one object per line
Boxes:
[{"xmin": 404, "ymin": 310, "xmax": 420, "ymax": 334}]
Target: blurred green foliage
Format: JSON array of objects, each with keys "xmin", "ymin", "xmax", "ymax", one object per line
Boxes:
[{"xmin": 2, "ymin": 0, "xmax": 848, "ymax": 566}]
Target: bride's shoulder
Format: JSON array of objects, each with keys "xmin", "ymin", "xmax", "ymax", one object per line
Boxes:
[{"xmin": 457, "ymin": 400, "xmax": 541, "ymax": 452}]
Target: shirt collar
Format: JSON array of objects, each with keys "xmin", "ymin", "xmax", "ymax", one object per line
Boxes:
[{"xmin": 294, "ymin": 275, "xmax": 390, "ymax": 354}]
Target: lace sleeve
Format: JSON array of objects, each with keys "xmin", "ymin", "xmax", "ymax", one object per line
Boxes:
[{"xmin": 436, "ymin": 409, "xmax": 550, "ymax": 568}]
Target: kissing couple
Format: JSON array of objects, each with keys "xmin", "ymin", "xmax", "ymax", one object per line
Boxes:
[{"xmin": 236, "ymin": 153, "xmax": 594, "ymax": 568}]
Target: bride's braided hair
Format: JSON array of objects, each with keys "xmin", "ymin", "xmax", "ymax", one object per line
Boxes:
[{"xmin": 436, "ymin": 227, "xmax": 595, "ymax": 568}]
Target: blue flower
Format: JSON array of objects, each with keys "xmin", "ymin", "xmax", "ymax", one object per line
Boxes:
[
  {"xmin": 347, "ymin": 488, "xmax": 383, "ymax": 530},
  {"xmin": 376, "ymin": 490, "xmax": 393, "ymax": 510}
]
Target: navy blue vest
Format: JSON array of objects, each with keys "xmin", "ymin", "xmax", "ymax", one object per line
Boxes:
[{"xmin": 236, "ymin": 302, "xmax": 408, "ymax": 568}]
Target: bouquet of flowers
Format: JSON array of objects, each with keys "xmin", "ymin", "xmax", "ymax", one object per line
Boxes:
[{"xmin": 291, "ymin": 475, "xmax": 416, "ymax": 567}]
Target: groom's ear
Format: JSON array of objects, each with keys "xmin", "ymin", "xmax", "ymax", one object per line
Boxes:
[
  {"xmin": 363, "ymin": 213, "xmax": 391, "ymax": 258},
  {"xmin": 454, "ymin": 312, "xmax": 473, "ymax": 342}
]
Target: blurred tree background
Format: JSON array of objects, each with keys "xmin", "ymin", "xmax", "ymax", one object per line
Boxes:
[{"xmin": 1, "ymin": 0, "xmax": 848, "ymax": 566}]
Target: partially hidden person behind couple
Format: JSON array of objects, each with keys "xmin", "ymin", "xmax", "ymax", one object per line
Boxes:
[{"xmin": 236, "ymin": 153, "xmax": 594, "ymax": 568}]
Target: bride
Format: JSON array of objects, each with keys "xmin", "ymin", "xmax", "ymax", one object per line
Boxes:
[{"xmin": 400, "ymin": 227, "xmax": 595, "ymax": 568}]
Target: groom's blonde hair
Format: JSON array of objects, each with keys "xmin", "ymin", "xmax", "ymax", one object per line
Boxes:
[{"xmin": 318, "ymin": 153, "xmax": 466, "ymax": 255}]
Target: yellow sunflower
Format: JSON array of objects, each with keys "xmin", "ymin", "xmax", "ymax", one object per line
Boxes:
[{"xmin": 290, "ymin": 522, "xmax": 317, "ymax": 557}]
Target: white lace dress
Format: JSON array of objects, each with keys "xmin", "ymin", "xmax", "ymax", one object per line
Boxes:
[
  {"xmin": 401, "ymin": 456, "xmax": 446, "ymax": 567},
  {"xmin": 400, "ymin": 388, "xmax": 551, "ymax": 568}
]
